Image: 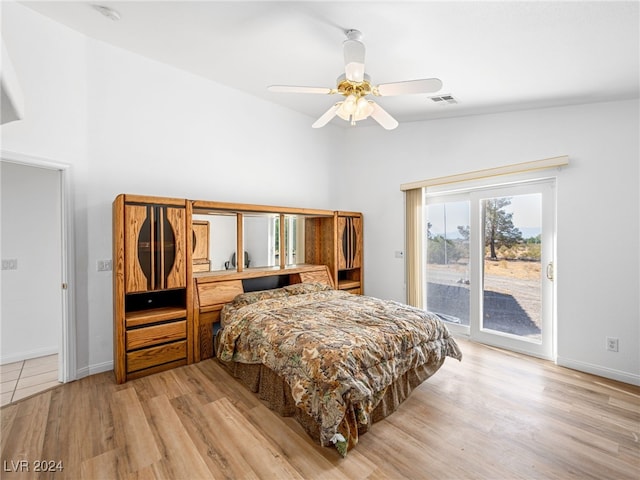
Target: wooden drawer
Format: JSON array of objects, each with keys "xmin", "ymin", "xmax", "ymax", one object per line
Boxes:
[
  {"xmin": 126, "ymin": 320, "xmax": 186, "ymax": 350},
  {"xmin": 126, "ymin": 340, "xmax": 186, "ymax": 373},
  {"xmin": 197, "ymin": 280, "xmax": 243, "ymax": 307}
]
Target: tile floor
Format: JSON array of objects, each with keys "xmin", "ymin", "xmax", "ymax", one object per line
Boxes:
[{"xmin": 1, "ymin": 354, "xmax": 61, "ymax": 407}]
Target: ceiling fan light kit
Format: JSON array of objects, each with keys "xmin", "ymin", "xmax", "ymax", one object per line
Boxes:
[{"xmin": 268, "ymin": 29, "xmax": 443, "ymax": 130}]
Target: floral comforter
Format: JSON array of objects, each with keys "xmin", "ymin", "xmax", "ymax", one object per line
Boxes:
[{"xmin": 216, "ymin": 284, "xmax": 462, "ymax": 455}]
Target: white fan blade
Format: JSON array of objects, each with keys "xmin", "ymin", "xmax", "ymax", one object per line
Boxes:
[
  {"xmin": 268, "ymin": 85, "xmax": 333, "ymax": 95},
  {"xmin": 312, "ymin": 103, "xmax": 341, "ymax": 128},
  {"xmin": 376, "ymin": 78, "xmax": 443, "ymax": 96},
  {"xmin": 370, "ymin": 102, "xmax": 399, "ymax": 130}
]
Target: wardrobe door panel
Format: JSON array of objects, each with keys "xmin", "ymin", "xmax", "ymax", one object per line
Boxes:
[
  {"xmin": 125, "ymin": 204, "xmax": 151, "ymax": 293},
  {"xmin": 338, "ymin": 216, "xmax": 362, "ymax": 270},
  {"xmin": 124, "ymin": 204, "xmax": 186, "ymax": 293},
  {"xmin": 165, "ymin": 207, "xmax": 187, "ymax": 289}
]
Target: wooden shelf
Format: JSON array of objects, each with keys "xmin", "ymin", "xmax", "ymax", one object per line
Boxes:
[
  {"xmin": 194, "ymin": 264, "xmax": 332, "ymax": 284},
  {"xmin": 338, "ymin": 280, "xmax": 361, "ymax": 290},
  {"xmin": 125, "ymin": 306, "xmax": 187, "ymax": 328}
]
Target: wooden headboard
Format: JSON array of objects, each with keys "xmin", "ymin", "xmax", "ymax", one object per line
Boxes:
[{"xmin": 193, "ymin": 264, "xmax": 334, "ymax": 361}]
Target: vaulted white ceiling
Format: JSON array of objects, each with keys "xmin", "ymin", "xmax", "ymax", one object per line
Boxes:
[{"xmin": 20, "ymin": 1, "xmax": 640, "ymax": 128}]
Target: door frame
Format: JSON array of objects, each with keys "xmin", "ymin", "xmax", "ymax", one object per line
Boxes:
[
  {"xmin": 425, "ymin": 175, "xmax": 557, "ymax": 361},
  {"xmin": 1, "ymin": 150, "xmax": 76, "ymax": 382}
]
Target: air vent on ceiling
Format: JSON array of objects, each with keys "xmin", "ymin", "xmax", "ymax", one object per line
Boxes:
[{"xmin": 430, "ymin": 94, "xmax": 458, "ymax": 104}]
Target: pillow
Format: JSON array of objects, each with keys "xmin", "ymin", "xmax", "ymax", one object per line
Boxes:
[
  {"xmin": 230, "ymin": 288, "xmax": 287, "ymax": 307},
  {"xmin": 283, "ymin": 282, "xmax": 332, "ymax": 296}
]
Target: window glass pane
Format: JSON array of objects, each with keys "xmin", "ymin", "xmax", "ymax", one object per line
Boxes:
[
  {"xmin": 482, "ymin": 194, "xmax": 542, "ymax": 342},
  {"xmin": 425, "ymin": 200, "xmax": 470, "ymax": 326}
]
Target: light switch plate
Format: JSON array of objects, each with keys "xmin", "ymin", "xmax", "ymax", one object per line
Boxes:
[{"xmin": 97, "ymin": 259, "xmax": 113, "ymax": 272}]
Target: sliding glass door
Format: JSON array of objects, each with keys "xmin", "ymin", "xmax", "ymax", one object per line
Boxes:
[{"xmin": 425, "ymin": 180, "xmax": 556, "ymax": 359}]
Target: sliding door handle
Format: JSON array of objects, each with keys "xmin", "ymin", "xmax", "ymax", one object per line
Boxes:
[{"xmin": 546, "ymin": 262, "xmax": 554, "ymax": 281}]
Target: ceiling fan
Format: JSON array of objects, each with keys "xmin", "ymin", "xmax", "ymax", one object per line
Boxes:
[{"xmin": 268, "ymin": 29, "xmax": 443, "ymax": 130}]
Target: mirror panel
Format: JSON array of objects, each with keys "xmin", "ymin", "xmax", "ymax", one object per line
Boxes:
[
  {"xmin": 242, "ymin": 214, "xmax": 308, "ymax": 269},
  {"xmin": 192, "ymin": 203, "xmax": 331, "ymax": 274},
  {"xmin": 284, "ymin": 214, "xmax": 304, "ymax": 266},
  {"xmin": 243, "ymin": 213, "xmax": 278, "ymax": 269},
  {"xmin": 192, "ymin": 213, "xmax": 237, "ymax": 271}
]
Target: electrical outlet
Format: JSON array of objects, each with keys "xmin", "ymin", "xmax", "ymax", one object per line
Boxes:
[
  {"xmin": 97, "ymin": 259, "xmax": 112, "ymax": 272},
  {"xmin": 1, "ymin": 259, "xmax": 18, "ymax": 270},
  {"xmin": 606, "ymin": 337, "xmax": 619, "ymax": 352}
]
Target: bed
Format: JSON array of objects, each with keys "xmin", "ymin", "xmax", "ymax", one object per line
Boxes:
[{"xmin": 214, "ymin": 281, "xmax": 462, "ymax": 456}]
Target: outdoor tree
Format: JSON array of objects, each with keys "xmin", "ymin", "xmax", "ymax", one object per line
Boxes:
[
  {"xmin": 426, "ymin": 222, "xmax": 464, "ymax": 264},
  {"xmin": 484, "ymin": 198, "xmax": 523, "ymax": 260},
  {"xmin": 428, "ymin": 235, "xmax": 461, "ymax": 264}
]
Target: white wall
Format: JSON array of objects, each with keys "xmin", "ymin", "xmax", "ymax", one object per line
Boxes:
[
  {"xmin": 332, "ymin": 99, "xmax": 640, "ymax": 385},
  {"xmin": 81, "ymin": 36, "xmax": 336, "ymax": 373},
  {"xmin": 1, "ymin": 2, "xmax": 338, "ymax": 376},
  {"xmin": 1, "ymin": 162, "xmax": 62, "ymax": 363}
]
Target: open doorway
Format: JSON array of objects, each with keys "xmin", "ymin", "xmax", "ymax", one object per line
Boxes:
[{"xmin": 1, "ymin": 157, "xmax": 71, "ymax": 405}]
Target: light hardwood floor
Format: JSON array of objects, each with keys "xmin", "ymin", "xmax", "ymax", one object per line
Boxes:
[{"xmin": 1, "ymin": 338, "xmax": 638, "ymax": 479}]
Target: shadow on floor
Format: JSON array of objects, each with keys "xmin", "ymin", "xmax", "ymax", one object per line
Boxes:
[{"xmin": 427, "ymin": 283, "xmax": 540, "ymax": 336}]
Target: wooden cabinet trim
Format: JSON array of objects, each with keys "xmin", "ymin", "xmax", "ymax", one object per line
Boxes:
[
  {"xmin": 192, "ymin": 200, "xmax": 334, "ymax": 217},
  {"xmin": 113, "ymin": 195, "xmax": 126, "ymax": 384},
  {"xmin": 125, "ymin": 359, "xmax": 187, "ymax": 380},
  {"xmin": 123, "ymin": 194, "xmax": 186, "ymax": 207}
]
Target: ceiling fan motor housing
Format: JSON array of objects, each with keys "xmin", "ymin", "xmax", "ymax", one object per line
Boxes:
[{"xmin": 336, "ymin": 73, "xmax": 372, "ymax": 98}]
